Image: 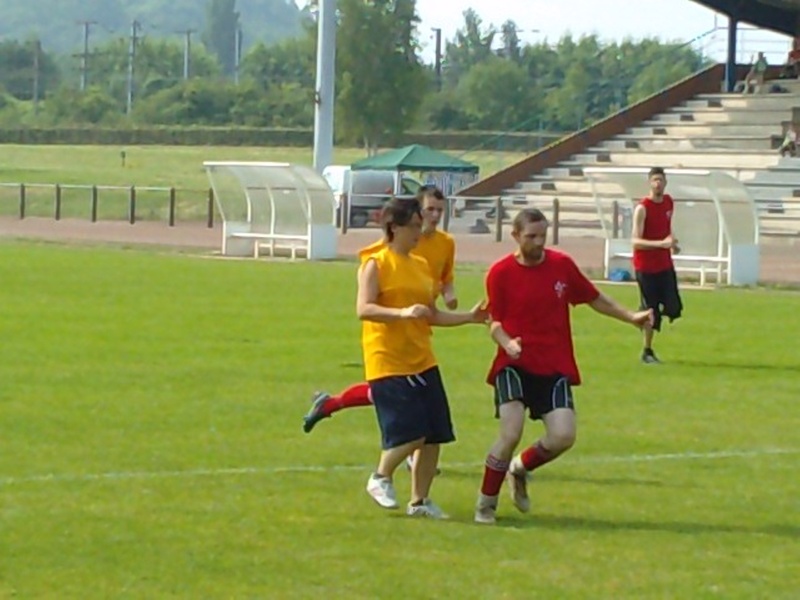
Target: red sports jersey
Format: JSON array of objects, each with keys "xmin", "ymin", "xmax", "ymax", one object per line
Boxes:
[
  {"xmin": 632, "ymin": 195, "xmax": 674, "ymax": 273},
  {"xmin": 485, "ymin": 249, "xmax": 600, "ymax": 386}
]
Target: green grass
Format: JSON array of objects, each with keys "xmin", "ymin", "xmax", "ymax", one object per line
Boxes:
[
  {"xmin": 1, "ymin": 241, "xmax": 798, "ymax": 599},
  {"xmin": 0, "ymin": 145, "xmax": 525, "ymax": 221}
]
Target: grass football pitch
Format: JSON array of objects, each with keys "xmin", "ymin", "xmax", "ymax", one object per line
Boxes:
[{"xmin": 1, "ymin": 241, "xmax": 798, "ymax": 599}]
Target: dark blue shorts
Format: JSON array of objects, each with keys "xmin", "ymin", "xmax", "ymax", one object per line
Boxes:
[
  {"xmin": 369, "ymin": 366, "xmax": 456, "ymax": 450},
  {"xmin": 493, "ymin": 366, "xmax": 575, "ymax": 421}
]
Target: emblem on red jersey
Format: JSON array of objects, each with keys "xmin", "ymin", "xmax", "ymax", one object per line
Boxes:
[{"xmin": 554, "ymin": 281, "xmax": 567, "ymax": 298}]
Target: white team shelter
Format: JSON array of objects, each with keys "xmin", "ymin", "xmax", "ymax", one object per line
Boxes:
[
  {"xmin": 204, "ymin": 161, "xmax": 338, "ymax": 260},
  {"xmin": 584, "ymin": 167, "xmax": 760, "ymax": 286}
]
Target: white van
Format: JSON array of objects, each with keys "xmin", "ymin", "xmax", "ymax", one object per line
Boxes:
[{"xmin": 322, "ymin": 165, "xmax": 422, "ymax": 228}]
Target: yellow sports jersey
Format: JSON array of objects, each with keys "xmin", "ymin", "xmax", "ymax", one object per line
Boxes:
[
  {"xmin": 359, "ymin": 230, "xmax": 455, "ymax": 293},
  {"xmin": 360, "ymin": 246, "xmax": 437, "ymax": 380}
]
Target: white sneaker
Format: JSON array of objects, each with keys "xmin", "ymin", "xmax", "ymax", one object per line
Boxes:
[
  {"xmin": 366, "ymin": 474, "xmax": 398, "ymax": 509},
  {"xmin": 507, "ymin": 457, "xmax": 530, "ymax": 513},
  {"xmin": 406, "ymin": 498, "xmax": 449, "ymax": 520},
  {"xmin": 474, "ymin": 493, "xmax": 498, "ymax": 525}
]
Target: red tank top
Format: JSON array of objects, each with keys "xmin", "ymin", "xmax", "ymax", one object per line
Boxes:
[{"xmin": 632, "ymin": 195, "xmax": 674, "ymax": 273}]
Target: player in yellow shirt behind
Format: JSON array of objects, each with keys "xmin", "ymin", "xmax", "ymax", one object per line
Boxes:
[
  {"xmin": 353, "ymin": 196, "xmax": 485, "ymax": 515},
  {"xmin": 302, "ymin": 186, "xmax": 458, "ymax": 433}
]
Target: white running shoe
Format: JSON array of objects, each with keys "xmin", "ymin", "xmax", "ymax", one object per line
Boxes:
[
  {"xmin": 474, "ymin": 493, "xmax": 498, "ymax": 525},
  {"xmin": 406, "ymin": 498, "xmax": 449, "ymax": 519},
  {"xmin": 366, "ymin": 474, "xmax": 398, "ymax": 509},
  {"xmin": 507, "ymin": 457, "xmax": 531, "ymax": 513}
]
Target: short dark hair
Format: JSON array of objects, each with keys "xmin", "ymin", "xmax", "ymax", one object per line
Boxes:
[
  {"xmin": 381, "ymin": 197, "xmax": 422, "ymax": 241},
  {"xmin": 416, "ymin": 184, "xmax": 445, "ymax": 202},
  {"xmin": 512, "ymin": 208, "xmax": 548, "ymax": 233},
  {"xmin": 648, "ymin": 167, "xmax": 666, "ymax": 178}
]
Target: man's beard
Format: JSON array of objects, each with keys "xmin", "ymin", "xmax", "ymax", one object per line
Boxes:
[{"xmin": 521, "ymin": 247, "xmax": 544, "ymax": 262}]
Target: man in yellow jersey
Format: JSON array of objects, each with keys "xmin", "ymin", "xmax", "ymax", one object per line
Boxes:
[
  {"xmin": 356, "ymin": 197, "xmax": 486, "ymax": 517},
  {"xmin": 302, "ymin": 186, "xmax": 458, "ymax": 433}
]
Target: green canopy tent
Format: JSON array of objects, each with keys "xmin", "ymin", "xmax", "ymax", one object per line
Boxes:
[{"xmin": 350, "ymin": 144, "xmax": 479, "ymax": 195}]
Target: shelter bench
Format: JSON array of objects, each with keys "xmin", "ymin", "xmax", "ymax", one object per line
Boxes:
[
  {"xmin": 610, "ymin": 251, "xmax": 730, "ymax": 286},
  {"xmin": 229, "ymin": 232, "xmax": 309, "ymax": 260}
]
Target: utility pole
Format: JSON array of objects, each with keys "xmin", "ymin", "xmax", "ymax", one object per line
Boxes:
[
  {"xmin": 234, "ymin": 27, "xmax": 243, "ymax": 85},
  {"xmin": 126, "ymin": 20, "xmax": 140, "ymax": 115},
  {"xmin": 178, "ymin": 29, "xmax": 194, "ymax": 79},
  {"xmin": 32, "ymin": 39, "xmax": 41, "ymax": 115},
  {"xmin": 75, "ymin": 20, "xmax": 96, "ymax": 91},
  {"xmin": 431, "ymin": 28, "xmax": 443, "ymax": 92}
]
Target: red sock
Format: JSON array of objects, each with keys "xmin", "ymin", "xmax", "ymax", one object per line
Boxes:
[
  {"xmin": 520, "ymin": 441, "xmax": 556, "ymax": 472},
  {"xmin": 324, "ymin": 382, "xmax": 372, "ymax": 415},
  {"xmin": 480, "ymin": 454, "xmax": 509, "ymax": 496}
]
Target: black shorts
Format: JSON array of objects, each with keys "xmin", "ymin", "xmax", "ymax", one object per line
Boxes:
[
  {"xmin": 369, "ymin": 366, "xmax": 455, "ymax": 450},
  {"xmin": 635, "ymin": 268, "xmax": 683, "ymax": 331},
  {"xmin": 493, "ymin": 367, "xmax": 574, "ymax": 421}
]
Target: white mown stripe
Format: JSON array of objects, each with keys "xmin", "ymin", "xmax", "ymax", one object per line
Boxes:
[{"xmin": 1, "ymin": 447, "xmax": 796, "ymax": 488}]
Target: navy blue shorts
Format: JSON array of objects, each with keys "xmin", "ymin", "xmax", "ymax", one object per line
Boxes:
[
  {"xmin": 369, "ymin": 366, "xmax": 456, "ymax": 450},
  {"xmin": 493, "ymin": 366, "xmax": 574, "ymax": 421},
  {"xmin": 636, "ymin": 268, "xmax": 683, "ymax": 331}
]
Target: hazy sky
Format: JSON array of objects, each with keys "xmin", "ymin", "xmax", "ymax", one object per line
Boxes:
[
  {"xmin": 410, "ymin": 0, "xmax": 791, "ymax": 64},
  {"xmin": 295, "ymin": 1, "xmax": 792, "ymax": 63}
]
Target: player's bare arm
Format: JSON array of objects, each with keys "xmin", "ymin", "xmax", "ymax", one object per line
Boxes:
[
  {"xmin": 488, "ymin": 321, "xmax": 522, "ymax": 359},
  {"xmin": 441, "ymin": 281, "xmax": 458, "ymax": 310},
  {"xmin": 631, "ymin": 205, "xmax": 674, "ymax": 250},
  {"xmin": 428, "ymin": 300, "xmax": 487, "ymax": 327},
  {"xmin": 356, "ymin": 259, "xmax": 431, "ymax": 322},
  {"xmin": 589, "ymin": 292, "xmax": 653, "ymax": 328}
]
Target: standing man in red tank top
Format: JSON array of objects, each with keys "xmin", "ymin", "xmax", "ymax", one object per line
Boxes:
[{"xmin": 631, "ymin": 167, "xmax": 683, "ymax": 364}]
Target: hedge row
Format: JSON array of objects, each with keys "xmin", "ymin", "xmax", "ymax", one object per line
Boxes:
[{"xmin": 0, "ymin": 127, "xmax": 564, "ymax": 151}]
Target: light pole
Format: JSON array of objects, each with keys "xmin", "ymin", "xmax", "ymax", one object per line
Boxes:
[{"xmin": 313, "ymin": 0, "xmax": 337, "ymax": 174}]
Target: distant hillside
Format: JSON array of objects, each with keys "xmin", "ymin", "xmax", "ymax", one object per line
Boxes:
[{"xmin": 0, "ymin": 0, "xmax": 304, "ymax": 54}]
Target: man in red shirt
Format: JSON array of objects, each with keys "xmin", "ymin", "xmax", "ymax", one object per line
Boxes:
[
  {"xmin": 475, "ymin": 208, "xmax": 652, "ymax": 525},
  {"xmin": 631, "ymin": 167, "xmax": 683, "ymax": 364}
]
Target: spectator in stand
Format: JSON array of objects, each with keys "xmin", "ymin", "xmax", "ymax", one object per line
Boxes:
[{"xmin": 744, "ymin": 52, "xmax": 768, "ymax": 94}]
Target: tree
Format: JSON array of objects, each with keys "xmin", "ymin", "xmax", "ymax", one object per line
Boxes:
[
  {"xmin": 0, "ymin": 40, "xmax": 61, "ymax": 101},
  {"xmin": 498, "ymin": 20, "xmax": 522, "ymax": 63},
  {"xmin": 442, "ymin": 9, "xmax": 495, "ymax": 88},
  {"xmin": 336, "ymin": 0, "xmax": 428, "ymax": 152},
  {"xmin": 457, "ymin": 57, "xmax": 535, "ymax": 131},
  {"xmin": 203, "ymin": 0, "xmax": 241, "ymax": 76}
]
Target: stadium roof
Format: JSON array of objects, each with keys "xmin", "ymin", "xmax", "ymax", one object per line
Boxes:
[{"xmin": 692, "ymin": 0, "xmax": 799, "ymax": 36}]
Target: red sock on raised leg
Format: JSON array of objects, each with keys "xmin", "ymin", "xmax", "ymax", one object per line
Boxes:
[
  {"xmin": 520, "ymin": 441, "xmax": 556, "ymax": 472},
  {"xmin": 323, "ymin": 382, "xmax": 372, "ymax": 416}
]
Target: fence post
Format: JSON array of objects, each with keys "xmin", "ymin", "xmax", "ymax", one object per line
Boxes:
[
  {"xmin": 612, "ymin": 200, "xmax": 620, "ymax": 239},
  {"xmin": 168, "ymin": 187, "xmax": 176, "ymax": 227},
  {"xmin": 129, "ymin": 186, "xmax": 136, "ymax": 225},
  {"xmin": 340, "ymin": 193, "xmax": 349, "ymax": 234},
  {"xmin": 207, "ymin": 187, "xmax": 214, "ymax": 228},
  {"xmin": 552, "ymin": 198, "xmax": 560, "ymax": 245},
  {"xmin": 54, "ymin": 184, "xmax": 62, "ymax": 220},
  {"xmin": 442, "ymin": 196, "xmax": 451, "ymax": 232},
  {"xmin": 91, "ymin": 185, "xmax": 98, "ymax": 222},
  {"xmin": 19, "ymin": 184, "xmax": 26, "ymax": 219},
  {"xmin": 494, "ymin": 196, "xmax": 502, "ymax": 242}
]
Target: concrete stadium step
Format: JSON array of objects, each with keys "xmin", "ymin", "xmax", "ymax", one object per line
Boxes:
[
  {"xmin": 571, "ymin": 150, "xmax": 781, "ymax": 169},
  {"xmin": 600, "ymin": 136, "xmax": 774, "ymax": 151},
  {"xmin": 649, "ymin": 110, "xmax": 790, "ymax": 125},
  {"xmin": 629, "ymin": 124, "xmax": 779, "ymax": 137},
  {"xmin": 683, "ymin": 95, "xmax": 800, "ymax": 110},
  {"xmin": 518, "ymin": 179, "xmax": 620, "ymax": 194}
]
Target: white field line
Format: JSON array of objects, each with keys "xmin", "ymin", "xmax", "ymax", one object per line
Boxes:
[{"xmin": 1, "ymin": 447, "xmax": 797, "ymax": 488}]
